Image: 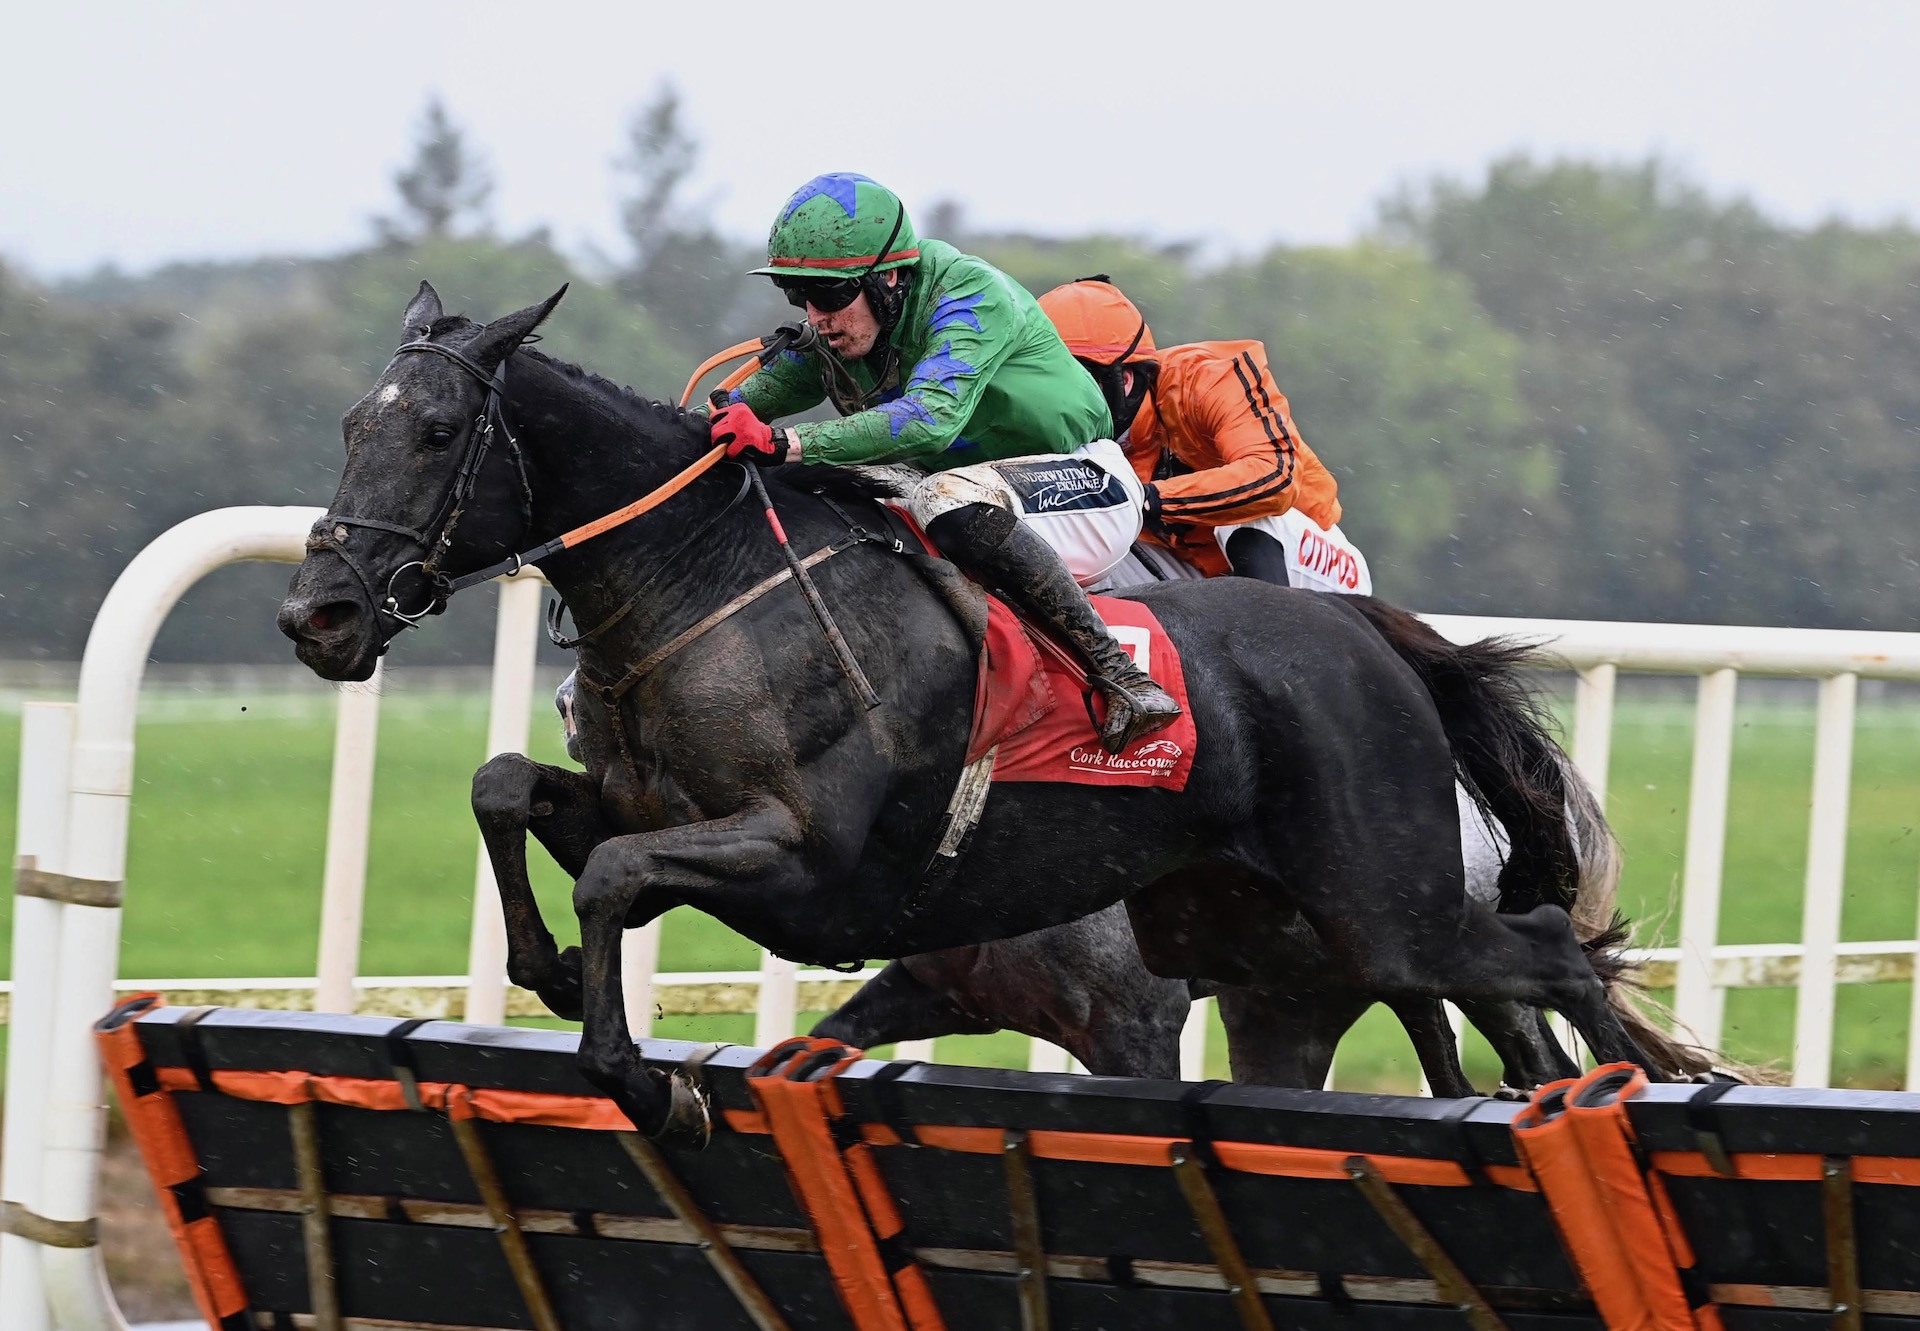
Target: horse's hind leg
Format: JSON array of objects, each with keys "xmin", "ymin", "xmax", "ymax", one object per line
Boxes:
[
  {"xmin": 1388, "ymin": 1000, "xmax": 1476, "ymax": 1099},
  {"xmin": 1216, "ymin": 986, "xmax": 1372, "ymax": 1088},
  {"xmin": 1457, "ymin": 999, "xmax": 1581, "ymax": 1091},
  {"xmin": 472, "ymin": 753, "xmax": 612, "ymax": 1021},
  {"xmin": 1307, "ymin": 895, "xmax": 1653, "ymax": 1075},
  {"xmin": 812, "ymin": 960, "xmax": 1001, "ymax": 1048}
]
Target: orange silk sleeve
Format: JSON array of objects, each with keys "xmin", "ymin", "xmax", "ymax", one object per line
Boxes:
[{"xmin": 1150, "ymin": 347, "xmax": 1302, "ymax": 527}]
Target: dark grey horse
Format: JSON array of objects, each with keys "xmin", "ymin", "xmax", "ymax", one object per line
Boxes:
[{"xmin": 279, "ymin": 285, "xmax": 1681, "ymax": 1141}]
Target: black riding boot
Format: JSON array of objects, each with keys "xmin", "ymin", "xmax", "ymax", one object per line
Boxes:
[
  {"xmin": 1224, "ymin": 527, "xmax": 1292, "ymax": 586},
  {"xmin": 927, "ymin": 502, "xmax": 1182, "ymax": 754}
]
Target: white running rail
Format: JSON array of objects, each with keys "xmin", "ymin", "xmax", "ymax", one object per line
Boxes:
[{"xmin": 8, "ymin": 506, "xmax": 1920, "ymax": 1329}]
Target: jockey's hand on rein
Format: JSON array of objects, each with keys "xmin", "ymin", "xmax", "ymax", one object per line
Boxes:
[{"xmin": 710, "ymin": 402, "xmax": 791, "ymax": 465}]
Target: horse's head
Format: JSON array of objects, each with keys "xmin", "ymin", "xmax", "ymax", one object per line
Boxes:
[{"xmin": 278, "ymin": 281, "xmax": 565, "ymax": 680}]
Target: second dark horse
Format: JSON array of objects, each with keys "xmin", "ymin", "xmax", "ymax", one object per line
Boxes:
[{"xmin": 279, "ymin": 285, "xmax": 1665, "ymax": 1141}]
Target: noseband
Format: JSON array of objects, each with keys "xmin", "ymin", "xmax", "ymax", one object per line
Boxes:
[{"xmin": 314, "ymin": 337, "xmax": 535, "ymax": 630}]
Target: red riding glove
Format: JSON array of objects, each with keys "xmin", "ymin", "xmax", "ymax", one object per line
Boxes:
[{"xmin": 710, "ymin": 402, "xmax": 792, "ymax": 465}]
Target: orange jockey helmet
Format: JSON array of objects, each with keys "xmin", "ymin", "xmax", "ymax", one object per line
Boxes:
[{"xmin": 1038, "ymin": 276, "xmax": 1157, "ymax": 367}]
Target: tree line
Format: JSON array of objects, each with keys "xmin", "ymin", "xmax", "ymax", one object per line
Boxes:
[{"xmin": 3, "ymin": 92, "xmax": 1917, "ymax": 665}]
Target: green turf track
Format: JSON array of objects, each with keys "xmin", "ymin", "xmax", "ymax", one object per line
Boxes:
[{"xmin": 4, "ymin": 684, "xmax": 1917, "ymax": 1092}]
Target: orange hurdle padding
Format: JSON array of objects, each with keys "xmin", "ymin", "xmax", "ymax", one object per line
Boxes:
[
  {"xmin": 720, "ymin": 1107, "xmax": 1542, "ymax": 1190},
  {"xmin": 148, "ymin": 1064, "xmax": 635, "ymax": 1131},
  {"xmin": 1565, "ymin": 1067, "xmax": 1723, "ymax": 1330},
  {"xmin": 95, "ymin": 996, "xmax": 253, "ymax": 1331},
  {"xmin": 1514, "ymin": 1064, "xmax": 1719, "ymax": 1331},
  {"xmin": 747, "ymin": 1038, "xmax": 945, "ymax": 1331}
]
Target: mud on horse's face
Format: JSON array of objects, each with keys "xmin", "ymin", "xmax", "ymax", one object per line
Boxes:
[{"xmin": 276, "ymin": 281, "xmax": 564, "ymax": 681}]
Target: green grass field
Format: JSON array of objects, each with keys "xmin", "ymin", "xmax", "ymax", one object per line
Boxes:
[{"xmin": 4, "ymin": 682, "xmax": 1917, "ymax": 1091}]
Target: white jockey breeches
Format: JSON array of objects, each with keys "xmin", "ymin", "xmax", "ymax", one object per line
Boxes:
[
  {"xmin": 906, "ymin": 439, "xmax": 1144, "ymax": 586},
  {"xmin": 1214, "ymin": 509, "xmax": 1373, "ymax": 595}
]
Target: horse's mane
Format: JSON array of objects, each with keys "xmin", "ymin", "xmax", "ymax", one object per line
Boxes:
[
  {"xmin": 517, "ymin": 345, "xmax": 698, "ymax": 435},
  {"xmin": 422, "ymin": 314, "xmax": 700, "ymax": 436},
  {"xmin": 431, "ymin": 315, "xmax": 903, "ymax": 508}
]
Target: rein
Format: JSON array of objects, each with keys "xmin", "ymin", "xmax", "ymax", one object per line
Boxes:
[
  {"xmin": 316, "ymin": 319, "xmax": 886, "ymax": 722},
  {"xmin": 675, "ymin": 321, "xmax": 882, "ymax": 709},
  {"xmin": 317, "ymin": 333, "xmax": 736, "ymax": 633},
  {"xmin": 446, "ymin": 321, "xmax": 830, "ymax": 603}
]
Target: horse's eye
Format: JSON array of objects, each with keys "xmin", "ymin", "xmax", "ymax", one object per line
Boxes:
[{"xmin": 423, "ymin": 424, "xmax": 458, "ymax": 450}]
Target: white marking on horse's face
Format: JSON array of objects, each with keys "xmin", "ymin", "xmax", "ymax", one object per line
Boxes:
[{"xmin": 375, "ymin": 383, "xmax": 402, "ymax": 409}]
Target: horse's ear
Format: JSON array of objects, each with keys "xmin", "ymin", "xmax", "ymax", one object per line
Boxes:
[
  {"xmin": 402, "ymin": 281, "xmax": 444, "ymax": 339},
  {"xmin": 464, "ymin": 285, "xmax": 569, "ymax": 372}
]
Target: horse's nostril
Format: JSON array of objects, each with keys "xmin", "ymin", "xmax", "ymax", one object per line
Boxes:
[{"xmin": 300, "ymin": 600, "xmax": 361, "ymax": 637}]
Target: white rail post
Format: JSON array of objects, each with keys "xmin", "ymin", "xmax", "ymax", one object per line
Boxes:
[
  {"xmin": 1027, "ymin": 1041, "xmax": 1071, "ymax": 1074},
  {"xmin": 314, "ymin": 667, "xmax": 384, "ymax": 1013},
  {"xmin": 465, "ymin": 574, "xmax": 544, "ymax": 1026},
  {"xmin": 1793, "ymin": 672, "xmax": 1857, "ymax": 1087},
  {"xmin": 1570, "ymin": 663, "xmax": 1617, "ymax": 812},
  {"xmin": 753, "ymin": 951, "xmax": 799, "ymax": 1049},
  {"xmin": 1554, "ymin": 663, "xmax": 1620, "ymax": 1057},
  {"xmin": 1180, "ymin": 997, "xmax": 1210, "ymax": 1081},
  {"xmin": 28, "ymin": 505, "xmax": 317, "ymax": 1331},
  {"xmin": 893, "ymin": 1038, "xmax": 937, "ymax": 1061},
  {"xmin": 0, "ymin": 703, "xmax": 75, "ymax": 1331},
  {"xmin": 1673, "ymin": 669, "xmax": 1739, "ymax": 1049},
  {"xmin": 621, "ymin": 920, "xmax": 663, "ymax": 1037}
]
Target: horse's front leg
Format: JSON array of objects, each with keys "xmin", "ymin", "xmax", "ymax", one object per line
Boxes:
[
  {"xmin": 471, "ymin": 753, "xmax": 612, "ymax": 1020},
  {"xmin": 571, "ymin": 800, "xmax": 813, "ymax": 1144}
]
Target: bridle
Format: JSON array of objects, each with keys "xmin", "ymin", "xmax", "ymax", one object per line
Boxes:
[
  {"xmin": 305, "ymin": 319, "xmax": 879, "ymax": 714},
  {"xmin": 313, "ymin": 336, "xmax": 534, "ymax": 631}
]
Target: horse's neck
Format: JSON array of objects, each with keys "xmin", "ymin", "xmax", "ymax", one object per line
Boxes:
[{"xmin": 511, "ymin": 362, "xmax": 758, "ymax": 659}]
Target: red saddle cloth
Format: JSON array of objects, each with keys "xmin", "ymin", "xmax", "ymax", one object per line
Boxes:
[
  {"xmin": 968, "ymin": 593, "xmax": 1198, "ymax": 791},
  {"xmin": 884, "ymin": 502, "xmax": 1197, "ymax": 791}
]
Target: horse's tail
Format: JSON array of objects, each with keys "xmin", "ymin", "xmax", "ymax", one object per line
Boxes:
[
  {"xmin": 1342, "ymin": 595, "xmax": 1724, "ymax": 1079},
  {"xmin": 1342, "ymin": 596, "xmax": 1578, "ymax": 914}
]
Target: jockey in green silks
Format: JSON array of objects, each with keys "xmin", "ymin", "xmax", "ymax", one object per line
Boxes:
[{"xmin": 709, "ymin": 172, "xmax": 1180, "ymax": 753}]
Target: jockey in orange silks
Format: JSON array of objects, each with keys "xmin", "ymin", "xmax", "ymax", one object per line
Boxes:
[{"xmin": 1037, "ymin": 277, "xmax": 1370, "ymax": 594}]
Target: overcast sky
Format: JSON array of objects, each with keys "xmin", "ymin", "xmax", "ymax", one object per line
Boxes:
[{"xmin": 5, "ymin": 1, "xmax": 1917, "ymax": 279}]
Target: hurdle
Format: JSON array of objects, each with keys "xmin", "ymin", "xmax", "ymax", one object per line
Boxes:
[{"xmin": 98, "ymin": 999, "xmax": 1920, "ymax": 1330}]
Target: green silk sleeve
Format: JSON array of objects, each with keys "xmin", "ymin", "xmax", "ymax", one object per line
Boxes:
[
  {"xmin": 794, "ymin": 264, "xmax": 1021, "ymax": 466},
  {"xmin": 733, "ymin": 349, "xmax": 828, "ymax": 422}
]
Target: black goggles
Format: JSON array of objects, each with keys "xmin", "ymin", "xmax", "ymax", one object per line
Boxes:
[{"xmin": 774, "ymin": 275, "xmax": 865, "ymax": 313}]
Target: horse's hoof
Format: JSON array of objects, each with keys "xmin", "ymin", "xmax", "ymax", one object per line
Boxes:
[
  {"xmin": 1492, "ymin": 1083, "xmax": 1532, "ymax": 1101},
  {"xmin": 650, "ymin": 1072, "xmax": 712, "ymax": 1151}
]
